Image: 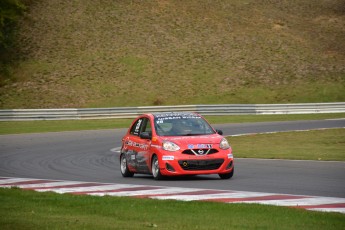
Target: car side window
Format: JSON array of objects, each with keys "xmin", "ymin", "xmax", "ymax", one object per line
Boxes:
[
  {"xmin": 141, "ymin": 118, "xmax": 152, "ymax": 135},
  {"xmin": 130, "ymin": 118, "xmax": 143, "ymax": 136},
  {"xmin": 129, "ymin": 117, "xmax": 152, "ymax": 136}
]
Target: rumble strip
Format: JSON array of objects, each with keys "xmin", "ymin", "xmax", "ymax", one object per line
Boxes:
[{"xmin": 0, "ymin": 177, "xmax": 344, "ymax": 214}]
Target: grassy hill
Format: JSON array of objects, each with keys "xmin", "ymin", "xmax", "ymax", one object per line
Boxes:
[{"xmin": 1, "ymin": 0, "xmax": 344, "ymax": 109}]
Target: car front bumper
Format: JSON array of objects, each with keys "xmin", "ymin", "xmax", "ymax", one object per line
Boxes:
[{"xmin": 158, "ymin": 151, "xmax": 234, "ymax": 176}]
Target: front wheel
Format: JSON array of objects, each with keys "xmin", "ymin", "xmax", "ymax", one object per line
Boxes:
[
  {"xmin": 219, "ymin": 167, "xmax": 234, "ymax": 179},
  {"xmin": 120, "ymin": 154, "xmax": 134, "ymax": 177},
  {"xmin": 151, "ymin": 155, "xmax": 164, "ymax": 180}
]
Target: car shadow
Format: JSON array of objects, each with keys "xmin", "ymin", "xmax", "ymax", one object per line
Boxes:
[{"xmin": 133, "ymin": 174, "xmax": 221, "ymax": 181}]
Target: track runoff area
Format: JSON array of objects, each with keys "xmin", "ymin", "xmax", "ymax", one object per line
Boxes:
[{"xmin": 1, "ymin": 177, "xmax": 344, "ymax": 214}]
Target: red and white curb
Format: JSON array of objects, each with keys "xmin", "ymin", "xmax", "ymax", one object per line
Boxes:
[{"xmin": 1, "ymin": 177, "xmax": 344, "ymax": 214}]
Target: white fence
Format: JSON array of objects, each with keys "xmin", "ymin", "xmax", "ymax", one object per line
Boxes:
[{"xmin": 0, "ymin": 102, "xmax": 344, "ymax": 121}]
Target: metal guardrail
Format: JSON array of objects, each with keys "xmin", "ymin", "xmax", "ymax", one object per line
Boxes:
[{"xmin": 0, "ymin": 102, "xmax": 344, "ymax": 121}]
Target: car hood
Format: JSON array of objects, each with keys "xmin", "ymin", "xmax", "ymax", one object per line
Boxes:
[{"xmin": 164, "ymin": 134, "xmax": 223, "ymax": 147}]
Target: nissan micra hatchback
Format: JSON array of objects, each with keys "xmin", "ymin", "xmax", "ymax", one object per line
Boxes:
[{"xmin": 120, "ymin": 112, "xmax": 234, "ymax": 180}]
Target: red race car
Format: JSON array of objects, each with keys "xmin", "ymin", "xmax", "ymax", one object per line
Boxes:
[{"xmin": 120, "ymin": 112, "xmax": 234, "ymax": 180}]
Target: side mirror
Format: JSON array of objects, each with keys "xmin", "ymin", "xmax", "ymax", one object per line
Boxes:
[
  {"xmin": 216, "ymin": 129, "xmax": 223, "ymax": 135},
  {"xmin": 140, "ymin": 132, "xmax": 152, "ymax": 140}
]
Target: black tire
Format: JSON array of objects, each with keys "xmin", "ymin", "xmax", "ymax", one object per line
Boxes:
[
  {"xmin": 151, "ymin": 155, "xmax": 164, "ymax": 180},
  {"xmin": 120, "ymin": 154, "xmax": 134, "ymax": 177},
  {"xmin": 219, "ymin": 167, "xmax": 234, "ymax": 179}
]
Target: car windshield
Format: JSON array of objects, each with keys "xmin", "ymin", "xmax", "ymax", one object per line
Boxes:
[{"xmin": 154, "ymin": 113, "xmax": 215, "ymax": 136}]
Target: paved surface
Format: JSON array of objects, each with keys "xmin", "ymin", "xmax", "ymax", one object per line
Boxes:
[
  {"xmin": 0, "ymin": 119, "xmax": 344, "ymax": 202},
  {"xmin": 213, "ymin": 118, "xmax": 345, "ymax": 136}
]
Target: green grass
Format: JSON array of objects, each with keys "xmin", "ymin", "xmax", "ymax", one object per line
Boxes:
[
  {"xmin": 229, "ymin": 128, "xmax": 345, "ymax": 161},
  {"xmin": 205, "ymin": 113, "xmax": 345, "ymax": 124},
  {"xmin": 0, "ymin": 0, "xmax": 344, "ymax": 108},
  {"xmin": 0, "ymin": 188, "xmax": 344, "ymax": 230},
  {"xmin": 0, "ymin": 118, "xmax": 132, "ymax": 135},
  {"xmin": 0, "ymin": 113, "xmax": 344, "ymax": 135}
]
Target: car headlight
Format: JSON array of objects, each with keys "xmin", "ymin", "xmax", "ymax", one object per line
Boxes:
[
  {"xmin": 162, "ymin": 141, "xmax": 180, "ymax": 152},
  {"xmin": 219, "ymin": 138, "xmax": 230, "ymax": 150}
]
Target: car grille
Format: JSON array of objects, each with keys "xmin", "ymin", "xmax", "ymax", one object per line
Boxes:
[
  {"xmin": 178, "ymin": 159, "xmax": 224, "ymax": 171},
  {"xmin": 182, "ymin": 149, "xmax": 219, "ymax": 155}
]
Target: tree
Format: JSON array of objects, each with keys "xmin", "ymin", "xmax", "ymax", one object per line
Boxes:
[
  {"xmin": 0, "ymin": 0, "xmax": 25, "ymax": 48},
  {"xmin": 0, "ymin": 0, "xmax": 25, "ymax": 82}
]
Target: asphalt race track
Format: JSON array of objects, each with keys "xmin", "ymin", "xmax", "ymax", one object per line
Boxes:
[{"xmin": 1, "ymin": 119, "xmax": 344, "ymax": 198}]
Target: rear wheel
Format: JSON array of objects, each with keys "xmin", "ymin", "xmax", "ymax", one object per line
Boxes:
[
  {"xmin": 120, "ymin": 154, "xmax": 134, "ymax": 177},
  {"xmin": 219, "ymin": 167, "xmax": 234, "ymax": 179},
  {"xmin": 151, "ymin": 155, "xmax": 164, "ymax": 180}
]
